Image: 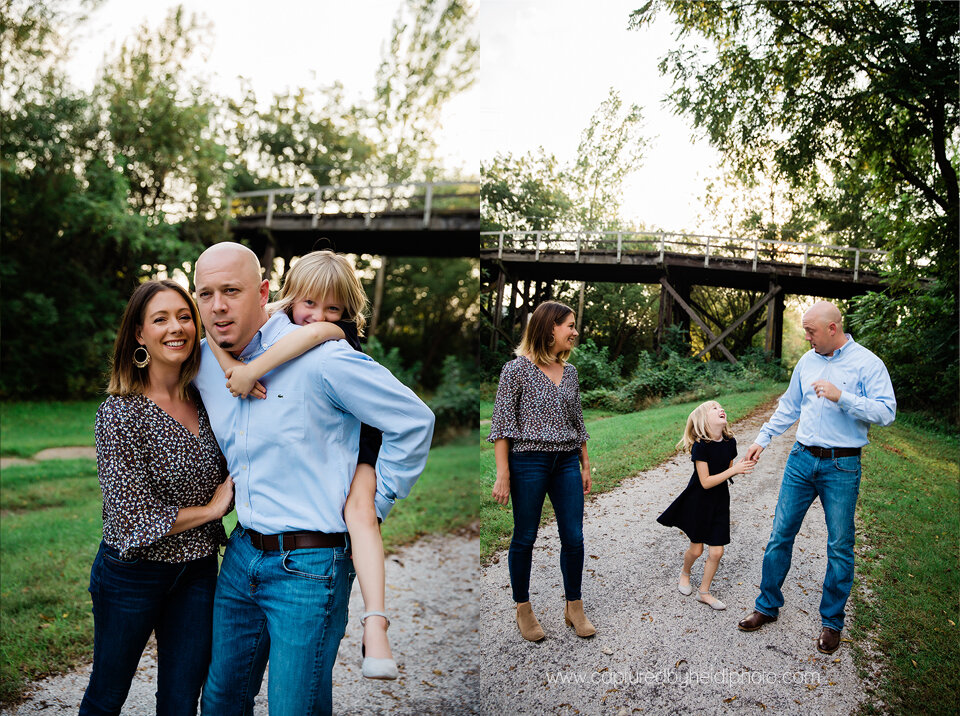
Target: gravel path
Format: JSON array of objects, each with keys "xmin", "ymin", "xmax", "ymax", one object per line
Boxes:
[
  {"xmin": 2, "ymin": 532, "xmax": 480, "ymax": 715},
  {"xmin": 478, "ymin": 410, "xmax": 866, "ymax": 715}
]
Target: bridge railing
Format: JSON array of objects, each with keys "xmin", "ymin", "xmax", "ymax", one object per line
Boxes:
[
  {"xmin": 229, "ymin": 181, "xmax": 479, "ymax": 229},
  {"xmin": 480, "ymin": 230, "xmax": 888, "ymax": 281}
]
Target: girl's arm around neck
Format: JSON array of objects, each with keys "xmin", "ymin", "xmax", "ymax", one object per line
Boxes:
[{"xmin": 226, "ymin": 321, "xmax": 346, "ymax": 397}]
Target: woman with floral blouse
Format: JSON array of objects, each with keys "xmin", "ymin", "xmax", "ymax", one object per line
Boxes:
[
  {"xmin": 80, "ymin": 280, "xmax": 234, "ymax": 716},
  {"xmin": 488, "ymin": 301, "xmax": 595, "ymax": 641}
]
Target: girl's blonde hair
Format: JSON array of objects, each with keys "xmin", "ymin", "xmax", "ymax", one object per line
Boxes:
[
  {"xmin": 515, "ymin": 300, "xmax": 575, "ymax": 365},
  {"xmin": 268, "ymin": 250, "xmax": 368, "ymax": 335},
  {"xmin": 676, "ymin": 400, "xmax": 733, "ymax": 451}
]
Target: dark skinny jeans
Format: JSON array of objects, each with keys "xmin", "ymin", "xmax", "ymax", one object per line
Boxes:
[{"xmin": 507, "ymin": 450, "xmax": 585, "ymax": 603}]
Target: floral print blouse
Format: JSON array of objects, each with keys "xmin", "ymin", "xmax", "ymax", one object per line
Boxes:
[
  {"xmin": 95, "ymin": 393, "xmax": 228, "ymax": 562},
  {"xmin": 487, "ymin": 355, "xmax": 590, "ymax": 452}
]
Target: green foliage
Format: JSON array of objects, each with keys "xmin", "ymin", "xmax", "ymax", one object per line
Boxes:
[
  {"xmin": 848, "ymin": 281, "xmax": 959, "ymax": 422},
  {"xmin": 365, "ymin": 257, "xmax": 478, "ymax": 389},
  {"xmin": 372, "ymin": 0, "xmax": 478, "ymax": 182},
  {"xmin": 854, "ymin": 419, "xmax": 960, "ymax": 713},
  {"xmin": 567, "ymin": 339, "xmax": 624, "ymax": 392},
  {"xmin": 428, "ymin": 355, "xmax": 480, "ymax": 435},
  {"xmin": 481, "ymin": 150, "xmax": 573, "ymax": 232},
  {"xmin": 364, "ymin": 336, "xmax": 422, "ymax": 388},
  {"xmin": 578, "ymin": 347, "xmax": 787, "ymax": 413},
  {"xmin": 569, "ymin": 88, "xmax": 646, "ymax": 229},
  {"xmin": 632, "ymin": 2, "xmax": 959, "ymax": 281}
]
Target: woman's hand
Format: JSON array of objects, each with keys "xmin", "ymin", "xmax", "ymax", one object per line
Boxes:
[
  {"xmin": 491, "ymin": 469, "xmax": 511, "ymax": 506},
  {"xmin": 733, "ymin": 458, "xmax": 757, "ymax": 475},
  {"xmin": 206, "ymin": 476, "xmax": 235, "ymax": 519},
  {"xmin": 225, "ymin": 365, "xmax": 267, "ymax": 400},
  {"xmin": 581, "ymin": 465, "xmax": 592, "ymax": 494}
]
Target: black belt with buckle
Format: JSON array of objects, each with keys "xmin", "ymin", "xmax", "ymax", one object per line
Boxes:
[
  {"xmin": 244, "ymin": 528, "xmax": 347, "ymax": 551},
  {"xmin": 799, "ymin": 443, "xmax": 861, "ymax": 459}
]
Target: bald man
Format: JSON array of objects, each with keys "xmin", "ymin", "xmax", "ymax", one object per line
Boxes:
[
  {"xmin": 192, "ymin": 242, "xmax": 434, "ymax": 715},
  {"xmin": 737, "ymin": 301, "xmax": 896, "ymax": 655}
]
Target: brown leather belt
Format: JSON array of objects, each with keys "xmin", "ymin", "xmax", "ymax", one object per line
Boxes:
[
  {"xmin": 244, "ymin": 528, "xmax": 347, "ymax": 551},
  {"xmin": 799, "ymin": 443, "xmax": 861, "ymax": 459}
]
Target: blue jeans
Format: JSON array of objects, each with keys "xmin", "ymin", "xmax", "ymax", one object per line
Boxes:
[
  {"xmin": 508, "ymin": 450, "xmax": 585, "ymax": 603},
  {"xmin": 200, "ymin": 525, "xmax": 355, "ymax": 716},
  {"xmin": 79, "ymin": 542, "xmax": 218, "ymax": 716},
  {"xmin": 755, "ymin": 442, "xmax": 862, "ymax": 631}
]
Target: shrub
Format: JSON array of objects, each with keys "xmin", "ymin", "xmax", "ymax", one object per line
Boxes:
[
  {"xmin": 429, "ymin": 355, "xmax": 481, "ymax": 435},
  {"xmin": 568, "ymin": 339, "xmax": 625, "ymax": 392}
]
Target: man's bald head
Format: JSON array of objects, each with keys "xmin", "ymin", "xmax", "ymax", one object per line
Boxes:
[
  {"xmin": 195, "ymin": 242, "xmax": 262, "ymax": 286},
  {"xmin": 801, "ymin": 301, "xmax": 846, "ymax": 356},
  {"xmin": 194, "ymin": 242, "xmax": 269, "ymax": 354}
]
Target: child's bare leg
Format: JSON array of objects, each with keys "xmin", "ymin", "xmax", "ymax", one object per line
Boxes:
[
  {"xmin": 700, "ymin": 545, "xmax": 724, "ymax": 602},
  {"xmin": 680, "ymin": 542, "xmax": 703, "ymax": 589},
  {"xmin": 344, "ymin": 464, "xmax": 391, "ymax": 660}
]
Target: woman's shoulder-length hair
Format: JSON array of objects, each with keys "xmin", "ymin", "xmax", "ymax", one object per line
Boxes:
[
  {"xmin": 106, "ymin": 279, "xmax": 202, "ymax": 400},
  {"xmin": 515, "ymin": 300, "xmax": 575, "ymax": 365}
]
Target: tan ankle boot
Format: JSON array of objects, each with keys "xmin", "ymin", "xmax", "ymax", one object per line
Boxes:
[
  {"xmin": 515, "ymin": 601, "xmax": 545, "ymax": 641},
  {"xmin": 564, "ymin": 599, "xmax": 596, "ymax": 637}
]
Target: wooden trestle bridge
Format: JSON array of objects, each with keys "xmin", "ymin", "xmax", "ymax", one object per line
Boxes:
[
  {"xmin": 227, "ymin": 181, "xmax": 479, "ymax": 266},
  {"xmin": 481, "ymin": 230, "xmax": 888, "ymax": 362}
]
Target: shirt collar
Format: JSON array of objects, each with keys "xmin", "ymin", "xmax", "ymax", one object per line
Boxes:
[
  {"xmin": 816, "ymin": 333, "xmax": 855, "ymax": 360},
  {"xmin": 238, "ymin": 312, "xmax": 291, "ymax": 359}
]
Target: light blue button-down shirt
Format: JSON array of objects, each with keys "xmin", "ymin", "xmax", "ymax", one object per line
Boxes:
[
  {"xmin": 194, "ymin": 312, "xmax": 435, "ymax": 533},
  {"xmin": 755, "ymin": 335, "xmax": 896, "ymax": 449}
]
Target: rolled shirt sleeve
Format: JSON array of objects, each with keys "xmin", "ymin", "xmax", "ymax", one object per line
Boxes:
[
  {"xmin": 95, "ymin": 400, "xmax": 179, "ymax": 557},
  {"xmin": 317, "ymin": 348, "xmax": 435, "ymax": 521},
  {"xmin": 568, "ymin": 365, "xmax": 590, "ymax": 445}
]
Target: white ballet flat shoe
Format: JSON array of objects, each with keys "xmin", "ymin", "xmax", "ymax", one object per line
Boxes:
[
  {"xmin": 360, "ymin": 611, "xmax": 399, "ymax": 680},
  {"xmin": 678, "ymin": 571, "xmax": 694, "ymax": 596},
  {"xmin": 696, "ymin": 591, "xmax": 726, "ymax": 611}
]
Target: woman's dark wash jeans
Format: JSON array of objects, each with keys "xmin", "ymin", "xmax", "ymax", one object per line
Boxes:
[
  {"xmin": 79, "ymin": 541, "xmax": 218, "ymax": 716},
  {"xmin": 507, "ymin": 450, "xmax": 584, "ymax": 603}
]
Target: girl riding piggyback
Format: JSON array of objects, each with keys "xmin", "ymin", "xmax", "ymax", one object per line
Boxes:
[{"xmin": 208, "ymin": 250, "xmax": 400, "ymax": 680}]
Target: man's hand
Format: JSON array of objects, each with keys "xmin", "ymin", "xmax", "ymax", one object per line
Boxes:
[
  {"xmin": 811, "ymin": 379, "xmax": 841, "ymax": 402},
  {"xmin": 745, "ymin": 443, "xmax": 765, "ymax": 461}
]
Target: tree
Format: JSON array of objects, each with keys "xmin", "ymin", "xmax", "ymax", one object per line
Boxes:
[
  {"xmin": 372, "ymin": 0, "xmax": 478, "ymax": 182},
  {"xmin": 630, "ymin": 0, "xmax": 959, "ymax": 282},
  {"xmin": 568, "ymin": 88, "xmax": 646, "ymax": 230},
  {"xmin": 481, "ymin": 150, "xmax": 573, "ymax": 232}
]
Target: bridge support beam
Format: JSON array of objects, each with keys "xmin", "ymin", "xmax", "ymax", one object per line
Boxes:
[
  {"xmin": 656, "ymin": 277, "xmax": 692, "ymax": 351},
  {"xmin": 695, "ymin": 284, "xmax": 783, "ymax": 360},
  {"xmin": 659, "ymin": 277, "xmax": 738, "ymax": 364},
  {"xmin": 765, "ymin": 282, "xmax": 785, "ymax": 358}
]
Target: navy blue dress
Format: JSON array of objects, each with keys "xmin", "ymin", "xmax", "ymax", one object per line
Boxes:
[{"xmin": 656, "ymin": 437, "xmax": 737, "ymax": 546}]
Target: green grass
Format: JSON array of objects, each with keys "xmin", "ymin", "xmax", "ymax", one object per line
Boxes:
[
  {"xmin": 0, "ymin": 460, "xmax": 102, "ymax": 703},
  {"xmin": 0, "ymin": 430, "xmax": 477, "ymax": 703},
  {"xmin": 480, "ymin": 384, "xmax": 786, "ymax": 561},
  {"xmin": 851, "ymin": 418, "xmax": 959, "ymax": 715},
  {"xmin": 1, "ymin": 402, "xmax": 100, "ymax": 457}
]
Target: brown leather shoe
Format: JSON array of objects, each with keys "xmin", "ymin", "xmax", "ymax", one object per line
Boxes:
[
  {"xmin": 817, "ymin": 627, "xmax": 841, "ymax": 654},
  {"xmin": 737, "ymin": 610, "xmax": 778, "ymax": 632},
  {"xmin": 563, "ymin": 599, "xmax": 597, "ymax": 637}
]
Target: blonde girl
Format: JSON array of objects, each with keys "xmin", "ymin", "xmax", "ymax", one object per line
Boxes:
[
  {"xmin": 656, "ymin": 400, "xmax": 756, "ymax": 611},
  {"xmin": 208, "ymin": 250, "xmax": 399, "ymax": 680}
]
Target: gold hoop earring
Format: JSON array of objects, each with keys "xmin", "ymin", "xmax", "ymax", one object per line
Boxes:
[
  {"xmin": 547, "ymin": 337, "xmax": 555, "ymax": 346},
  {"xmin": 133, "ymin": 345, "xmax": 151, "ymax": 369}
]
